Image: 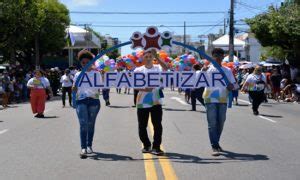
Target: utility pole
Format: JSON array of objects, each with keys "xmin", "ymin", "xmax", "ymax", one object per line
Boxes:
[
  {"xmin": 229, "ymin": 0, "xmax": 235, "ymax": 62},
  {"xmin": 224, "ymin": 18, "xmax": 227, "ymax": 35},
  {"xmin": 183, "ymin": 21, "xmax": 186, "ymax": 53}
]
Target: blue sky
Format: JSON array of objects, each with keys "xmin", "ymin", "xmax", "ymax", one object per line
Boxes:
[{"xmin": 60, "ymin": 0, "xmax": 283, "ymax": 54}]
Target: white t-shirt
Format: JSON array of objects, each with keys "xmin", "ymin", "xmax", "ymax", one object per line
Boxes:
[
  {"xmin": 134, "ymin": 65, "xmax": 163, "ymax": 108},
  {"xmin": 203, "ymin": 65, "xmax": 236, "ymax": 103},
  {"xmin": 27, "ymin": 77, "xmax": 50, "ymax": 89},
  {"xmin": 245, "ymin": 74, "xmax": 267, "ymax": 91},
  {"xmin": 60, "ymin": 74, "xmax": 73, "ymax": 87},
  {"xmin": 73, "ymin": 70, "xmax": 102, "ymax": 101}
]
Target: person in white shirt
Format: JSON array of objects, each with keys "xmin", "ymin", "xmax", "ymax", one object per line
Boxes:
[
  {"xmin": 241, "ymin": 66, "xmax": 267, "ymax": 115},
  {"xmin": 202, "ymin": 48, "xmax": 235, "ymax": 156},
  {"xmin": 27, "ymin": 70, "xmax": 51, "ymax": 118},
  {"xmin": 72, "ymin": 50, "xmax": 101, "ymax": 159},
  {"xmin": 134, "ymin": 49, "xmax": 168, "ymax": 156},
  {"xmin": 60, "ymin": 69, "xmax": 73, "ymax": 107}
]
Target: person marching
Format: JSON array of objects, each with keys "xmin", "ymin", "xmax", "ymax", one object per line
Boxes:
[
  {"xmin": 73, "ymin": 50, "xmax": 101, "ymax": 159},
  {"xmin": 241, "ymin": 66, "xmax": 267, "ymax": 115},
  {"xmin": 27, "ymin": 70, "xmax": 52, "ymax": 118},
  {"xmin": 134, "ymin": 49, "xmax": 168, "ymax": 155},
  {"xmin": 203, "ymin": 48, "xmax": 235, "ymax": 156},
  {"xmin": 191, "ymin": 64, "xmax": 205, "ymax": 111},
  {"xmin": 60, "ymin": 69, "xmax": 73, "ymax": 107}
]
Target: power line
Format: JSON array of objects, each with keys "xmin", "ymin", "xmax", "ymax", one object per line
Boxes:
[
  {"xmin": 72, "ymin": 21, "xmax": 224, "ymax": 24},
  {"xmin": 85, "ymin": 24, "xmax": 245, "ymax": 28},
  {"xmin": 68, "ymin": 11, "xmax": 226, "ymax": 15}
]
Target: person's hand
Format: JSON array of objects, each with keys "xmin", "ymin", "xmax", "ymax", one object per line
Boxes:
[
  {"xmin": 151, "ymin": 49, "xmax": 158, "ymax": 58},
  {"xmin": 72, "ymin": 86, "xmax": 77, "ymax": 92}
]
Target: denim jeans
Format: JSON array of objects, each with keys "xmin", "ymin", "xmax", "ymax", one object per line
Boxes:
[
  {"xmin": 205, "ymin": 103, "xmax": 227, "ymax": 148},
  {"xmin": 76, "ymin": 98, "xmax": 100, "ymax": 149}
]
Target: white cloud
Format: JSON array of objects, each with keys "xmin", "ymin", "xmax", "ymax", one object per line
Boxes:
[{"xmin": 72, "ymin": 0, "xmax": 101, "ymax": 6}]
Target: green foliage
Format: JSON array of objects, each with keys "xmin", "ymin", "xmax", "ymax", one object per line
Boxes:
[
  {"xmin": 261, "ymin": 46, "xmax": 287, "ymax": 61},
  {"xmin": 0, "ymin": 0, "xmax": 70, "ymax": 64},
  {"xmin": 246, "ymin": 1, "xmax": 300, "ymax": 67}
]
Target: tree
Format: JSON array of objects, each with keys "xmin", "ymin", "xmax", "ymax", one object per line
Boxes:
[
  {"xmin": 0, "ymin": 0, "xmax": 70, "ymax": 65},
  {"xmin": 246, "ymin": 1, "xmax": 300, "ymax": 67}
]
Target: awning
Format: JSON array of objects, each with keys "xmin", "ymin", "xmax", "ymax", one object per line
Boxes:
[
  {"xmin": 65, "ymin": 25, "xmax": 101, "ymax": 49},
  {"xmin": 212, "ymin": 35, "xmax": 246, "ymax": 50}
]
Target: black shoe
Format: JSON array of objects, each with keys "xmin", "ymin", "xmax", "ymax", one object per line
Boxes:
[
  {"xmin": 132, "ymin": 105, "xmax": 136, "ymax": 108},
  {"xmin": 211, "ymin": 148, "xmax": 220, "ymax": 156},
  {"xmin": 190, "ymin": 109, "xmax": 196, "ymax": 111},
  {"xmin": 79, "ymin": 149, "xmax": 87, "ymax": 159},
  {"xmin": 105, "ymin": 101, "xmax": 110, "ymax": 106},
  {"xmin": 35, "ymin": 114, "xmax": 44, "ymax": 118},
  {"xmin": 253, "ymin": 111, "xmax": 259, "ymax": 115},
  {"xmin": 142, "ymin": 146, "xmax": 152, "ymax": 153},
  {"xmin": 217, "ymin": 145, "xmax": 223, "ymax": 152},
  {"xmin": 151, "ymin": 148, "xmax": 164, "ymax": 156}
]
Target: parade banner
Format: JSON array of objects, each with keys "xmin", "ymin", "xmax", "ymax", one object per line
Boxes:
[
  {"xmin": 73, "ymin": 26, "xmax": 233, "ymax": 108},
  {"xmin": 76, "ymin": 71, "xmax": 227, "ymax": 89}
]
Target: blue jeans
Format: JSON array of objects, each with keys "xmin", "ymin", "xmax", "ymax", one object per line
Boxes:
[
  {"xmin": 205, "ymin": 103, "xmax": 227, "ymax": 148},
  {"xmin": 76, "ymin": 98, "xmax": 100, "ymax": 149},
  {"xmin": 102, "ymin": 89, "xmax": 110, "ymax": 101}
]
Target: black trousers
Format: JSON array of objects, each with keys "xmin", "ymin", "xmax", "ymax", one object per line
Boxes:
[
  {"xmin": 133, "ymin": 89, "xmax": 139, "ymax": 105},
  {"xmin": 249, "ymin": 91, "xmax": 264, "ymax": 112},
  {"xmin": 62, "ymin": 87, "xmax": 72, "ymax": 106},
  {"xmin": 191, "ymin": 87, "xmax": 205, "ymax": 110},
  {"xmin": 137, "ymin": 105, "xmax": 163, "ymax": 148}
]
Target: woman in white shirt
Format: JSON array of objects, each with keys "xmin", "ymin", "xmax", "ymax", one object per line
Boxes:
[
  {"xmin": 27, "ymin": 70, "xmax": 51, "ymax": 118},
  {"xmin": 241, "ymin": 66, "xmax": 267, "ymax": 115},
  {"xmin": 60, "ymin": 69, "xmax": 73, "ymax": 107},
  {"xmin": 73, "ymin": 50, "xmax": 101, "ymax": 159}
]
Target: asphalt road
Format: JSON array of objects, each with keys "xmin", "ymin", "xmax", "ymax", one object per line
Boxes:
[{"xmin": 0, "ymin": 89, "xmax": 299, "ymax": 180}]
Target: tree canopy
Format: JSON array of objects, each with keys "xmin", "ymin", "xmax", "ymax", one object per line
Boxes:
[
  {"xmin": 246, "ymin": 1, "xmax": 300, "ymax": 67},
  {"xmin": 0, "ymin": 0, "xmax": 70, "ymax": 64}
]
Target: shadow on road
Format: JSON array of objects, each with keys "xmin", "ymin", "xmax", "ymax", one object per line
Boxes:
[
  {"xmin": 260, "ymin": 114, "xmax": 283, "ymax": 118},
  {"xmin": 40, "ymin": 116, "xmax": 59, "ymax": 119},
  {"xmin": 235, "ymin": 104, "xmax": 249, "ymax": 107},
  {"xmin": 163, "ymin": 108, "xmax": 187, "ymax": 112},
  {"xmin": 88, "ymin": 152, "xmax": 133, "ymax": 161},
  {"xmin": 137, "ymin": 151, "xmax": 269, "ymax": 164},
  {"xmin": 0, "ymin": 121, "xmax": 3, "ymax": 123},
  {"xmin": 108, "ymin": 105, "xmax": 132, "ymax": 109},
  {"xmin": 220, "ymin": 151, "xmax": 269, "ymax": 161}
]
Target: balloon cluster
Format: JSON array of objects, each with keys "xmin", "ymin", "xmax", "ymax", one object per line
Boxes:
[
  {"xmin": 94, "ymin": 51, "xmax": 202, "ymax": 72},
  {"xmin": 94, "ymin": 55, "xmax": 116, "ymax": 72},
  {"xmin": 171, "ymin": 54, "xmax": 199, "ymax": 71}
]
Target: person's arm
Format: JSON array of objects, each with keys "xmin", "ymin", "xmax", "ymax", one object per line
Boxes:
[
  {"xmin": 26, "ymin": 78, "xmax": 35, "ymax": 88},
  {"xmin": 241, "ymin": 75, "xmax": 250, "ymax": 92},
  {"xmin": 152, "ymin": 50, "xmax": 168, "ymax": 71},
  {"xmin": 72, "ymin": 72, "xmax": 80, "ymax": 92}
]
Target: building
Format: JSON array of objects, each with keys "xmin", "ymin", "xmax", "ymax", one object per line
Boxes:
[{"xmin": 236, "ymin": 33, "xmax": 262, "ymax": 63}]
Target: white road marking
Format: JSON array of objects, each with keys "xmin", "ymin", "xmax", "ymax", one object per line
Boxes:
[
  {"xmin": 171, "ymin": 97, "xmax": 188, "ymax": 106},
  {"xmin": 0, "ymin": 129, "xmax": 8, "ymax": 135},
  {"xmin": 258, "ymin": 115, "xmax": 277, "ymax": 123},
  {"xmin": 237, "ymin": 99, "xmax": 277, "ymax": 123},
  {"xmin": 238, "ymin": 99, "xmax": 252, "ymax": 105}
]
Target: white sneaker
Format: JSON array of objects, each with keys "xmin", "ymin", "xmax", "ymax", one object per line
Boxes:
[{"xmin": 87, "ymin": 147, "xmax": 94, "ymax": 154}]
